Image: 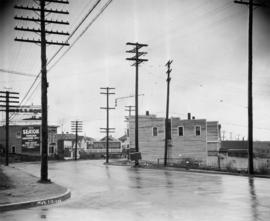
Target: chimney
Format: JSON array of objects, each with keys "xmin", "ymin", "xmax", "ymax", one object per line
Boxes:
[
  {"xmin": 192, "ymin": 116, "xmax": 195, "ymax": 120},
  {"xmin": 187, "ymin": 113, "xmax": 191, "ymax": 120},
  {"xmin": 146, "ymin": 111, "xmax": 149, "ymax": 116}
]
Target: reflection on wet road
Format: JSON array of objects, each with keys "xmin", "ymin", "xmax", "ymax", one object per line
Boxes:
[{"xmin": 1, "ymin": 160, "xmax": 270, "ymax": 221}]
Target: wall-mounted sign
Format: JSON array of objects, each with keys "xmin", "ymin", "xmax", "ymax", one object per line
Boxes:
[{"xmin": 21, "ymin": 126, "xmax": 40, "ymax": 151}]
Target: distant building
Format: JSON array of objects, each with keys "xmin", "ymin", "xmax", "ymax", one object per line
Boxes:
[
  {"xmin": 118, "ymin": 134, "xmax": 129, "ymax": 158},
  {"xmin": 127, "ymin": 111, "xmax": 221, "ymax": 163},
  {"xmin": 205, "ymin": 140, "xmax": 270, "ymax": 172},
  {"xmin": 0, "ymin": 121, "xmax": 58, "ymax": 156},
  {"xmin": 90, "ymin": 136, "xmax": 122, "ymax": 158},
  {"xmin": 56, "ymin": 133, "xmax": 95, "ymax": 160},
  {"xmin": 220, "ymin": 141, "xmax": 270, "ymax": 158},
  {"xmin": 118, "ymin": 134, "xmax": 128, "ymax": 149}
]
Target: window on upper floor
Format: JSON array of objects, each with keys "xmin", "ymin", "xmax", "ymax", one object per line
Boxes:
[
  {"xmin": 178, "ymin": 126, "xmax": 184, "ymax": 136},
  {"xmin": 152, "ymin": 127, "xmax": 158, "ymax": 136},
  {"xmin": 195, "ymin": 126, "xmax": 201, "ymax": 136}
]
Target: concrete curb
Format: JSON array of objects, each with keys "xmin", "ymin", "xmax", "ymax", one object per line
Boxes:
[
  {"xmin": 142, "ymin": 166, "xmax": 270, "ymax": 179},
  {"xmin": 0, "ymin": 189, "xmax": 71, "ymax": 212},
  {"xmin": 108, "ymin": 161, "xmax": 270, "ymax": 179}
]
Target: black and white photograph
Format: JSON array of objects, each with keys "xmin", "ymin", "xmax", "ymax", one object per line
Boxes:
[{"xmin": 0, "ymin": 0, "xmax": 270, "ymax": 220}]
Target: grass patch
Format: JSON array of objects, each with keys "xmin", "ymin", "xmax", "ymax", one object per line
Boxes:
[{"xmin": 0, "ymin": 166, "xmax": 12, "ymax": 190}]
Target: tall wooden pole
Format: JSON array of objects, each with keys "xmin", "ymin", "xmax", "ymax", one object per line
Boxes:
[
  {"xmin": 126, "ymin": 42, "xmax": 148, "ymax": 166},
  {"xmin": 234, "ymin": 0, "xmax": 262, "ymax": 174},
  {"xmin": 75, "ymin": 121, "xmax": 78, "ymax": 160},
  {"xmin": 40, "ymin": 0, "xmax": 49, "ymax": 182},
  {"xmin": 106, "ymin": 88, "xmax": 110, "ymax": 163},
  {"xmin": 5, "ymin": 92, "xmax": 9, "ymax": 166},
  {"xmin": 248, "ymin": 0, "xmax": 254, "ymax": 175},
  {"xmin": 0, "ymin": 91, "xmax": 19, "ymax": 166},
  {"xmin": 135, "ymin": 47, "xmax": 139, "ymax": 166},
  {"xmin": 164, "ymin": 60, "xmax": 172, "ymax": 167},
  {"xmin": 71, "ymin": 120, "xmax": 83, "ymax": 160},
  {"xmin": 100, "ymin": 87, "xmax": 115, "ymax": 163},
  {"xmin": 14, "ymin": 0, "xmax": 69, "ymax": 181}
]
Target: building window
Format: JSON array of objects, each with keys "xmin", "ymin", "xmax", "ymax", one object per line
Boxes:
[
  {"xmin": 152, "ymin": 127, "xmax": 158, "ymax": 136},
  {"xmin": 49, "ymin": 146, "xmax": 54, "ymax": 154},
  {"xmin": 195, "ymin": 126, "xmax": 201, "ymax": 136},
  {"xmin": 178, "ymin": 126, "xmax": 184, "ymax": 136},
  {"xmin": 16, "ymin": 131, "xmax": 21, "ymax": 139}
]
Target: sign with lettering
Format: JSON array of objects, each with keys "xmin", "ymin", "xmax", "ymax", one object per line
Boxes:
[{"xmin": 21, "ymin": 126, "xmax": 40, "ymax": 151}]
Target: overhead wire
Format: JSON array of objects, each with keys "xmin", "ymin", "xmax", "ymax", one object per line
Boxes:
[
  {"xmin": 16, "ymin": 0, "xmax": 104, "ymax": 105},
  {"xmin": 12, "ymin": 0, "xmax": 232, "ymax": 113},
  {"xmin": 10, "ymin": 0, "xmax": 107, "ymax": 120},
  {"xmin": 18, "ymin": 0, "xmax": 114, "ymax": 106},
  {"xmin": 8, "ymin": 0, "xmax": 270, "ymax": 138},
  {"xmin": 48, "ymin": 0, "xmax": 102, "ymax": 65},
  {"xmin": 48, "ymin": 0, "xmax": 113, "ymax": 71}
]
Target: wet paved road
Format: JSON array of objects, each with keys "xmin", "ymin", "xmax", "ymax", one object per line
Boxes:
[{"xmin": 1, "ymin": 160, "xmax": 270, "ymax": 221}]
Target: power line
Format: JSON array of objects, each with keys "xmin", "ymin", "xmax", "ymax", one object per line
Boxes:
[
  {"xmin": 10, "ymin": 0, "xmax": 112, "ymax": 120},
  {"xmin": 0, "ymin": 68, "xmax": 36, "ymax": 77},
  {"xmin": 48, "ymin": 0, "xmax": 113, "ymax": 71},
  {"xmin": 47, "ymin": 0, "xmax": 102, "ymax": 67}
]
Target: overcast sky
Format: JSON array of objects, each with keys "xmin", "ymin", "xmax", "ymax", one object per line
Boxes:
[{"xmin": 1, "ymin": 0, "xmax": 270, "ymax": 140}]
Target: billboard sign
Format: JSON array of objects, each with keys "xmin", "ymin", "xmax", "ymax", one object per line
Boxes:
[{"xmin": 21, "ymin": 126, "xmax": 40, "ymax": 152}]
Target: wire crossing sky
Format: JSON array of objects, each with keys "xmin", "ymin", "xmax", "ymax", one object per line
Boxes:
[{"xmin": 1, "ymin": 0, "xmax": 270, "ymax": 140}]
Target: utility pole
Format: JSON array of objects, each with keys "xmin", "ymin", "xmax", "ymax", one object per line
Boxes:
[
  {"xmin": 164, "ymin": 60, "xmax": 172, "ymax": 167},
  {"xmin": 222, "ymin": 130, "xmax": 226, "ymax": 141},
  {"xmin": 124, "ymin": 105, "xmax": 135, "ymax": 160},
  {"xmin": 100, "ymin": 87, "xmax": 115, "ymax": 164},
  {"xmin": 71, "ymin": 121, "xmax": 83, "ymax": 160},
  {"xmin": 234, "ymin": 0, "xmax": 265, "ymax": 175},
  {"xmin": 126, "ymin": 42, "xmax": 148, "ymax": 166},
  {"xmin": 0, "ymin": 91, "xmax": 19, "ymax": 166},
  {"xmin": 125, "ymin": 105, "xmax": 135, "ymax": 118},
  {"xmin": 14, "ymin": 0, "xmax": 69, "ymax": 182}
]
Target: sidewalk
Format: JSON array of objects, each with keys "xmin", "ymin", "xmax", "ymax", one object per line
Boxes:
[
  {"xmin": 0, "ymin": 165, "xmax": 70, "ymax": 211},
  {"xmin": 108, "ymin": 159, "xmax": 270, "ymax": 179}
]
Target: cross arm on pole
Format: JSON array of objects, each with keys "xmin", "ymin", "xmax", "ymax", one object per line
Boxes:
[{"xmin": 234, "ymin": 0, "xmax": 265, "ymax": 7}]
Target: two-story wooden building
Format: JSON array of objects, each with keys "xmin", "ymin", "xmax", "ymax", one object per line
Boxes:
[{"xmin": 127, "ymin": 112, "xmax": 221, "ymax": 163}]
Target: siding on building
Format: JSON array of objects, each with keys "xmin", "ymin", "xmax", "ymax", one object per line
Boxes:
[
  {"xmin": 128, "ymin": 114, "xmax": 221, "ymax": 163},
  {"xmin": 129, "ymin": 115, "xmax": 165, "ymax": 162},
  {"xmin": 171, "ymin": 118, "xmax": 207, "ymax": 161},
  {"xmin": 206, "ymin": 121, "xmax": 220, "ymax": 152}
]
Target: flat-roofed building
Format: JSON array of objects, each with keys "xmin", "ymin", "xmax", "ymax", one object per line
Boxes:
[
  {"xmin": 127, "ymin": 112, "xmax": 221, "ymax": 163},
  {"xmin": 0, "ymin": 120, "xmax": 58, "ymax": 156}
]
